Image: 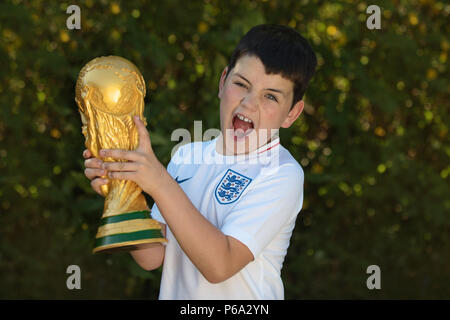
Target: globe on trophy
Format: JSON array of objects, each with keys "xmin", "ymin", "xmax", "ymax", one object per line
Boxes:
[{"xmin": 75, "ymin": 56, "xmax": 167, "ymax": 254}]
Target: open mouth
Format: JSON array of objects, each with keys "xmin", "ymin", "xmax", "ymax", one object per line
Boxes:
[{"xmin": 232, "ymin": 113, "xmax": 254, "ymax": 139}]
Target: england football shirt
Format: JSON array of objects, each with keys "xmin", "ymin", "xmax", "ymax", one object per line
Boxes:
[{"xmin": 150, "ymin": 135, "xmax": 304, "ymax": 299}]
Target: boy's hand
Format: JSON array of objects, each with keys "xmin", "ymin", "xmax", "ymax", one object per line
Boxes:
[
  {"xmin": 99, "ymin": 116, "xmax": 165, "ymax": 196},
  {"xmin": 82, "ymin": 149, "xmax": 109, "ymax": 196}
]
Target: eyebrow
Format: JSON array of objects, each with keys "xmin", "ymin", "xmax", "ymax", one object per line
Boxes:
[{"xmin": 234, "ymin": 73, "xmax": 286, "ymax": 97}]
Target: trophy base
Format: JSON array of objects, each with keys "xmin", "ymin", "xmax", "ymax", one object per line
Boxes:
[{"xmin": 93, "ymin": 210, "xmax": 167, "ymax": 254}]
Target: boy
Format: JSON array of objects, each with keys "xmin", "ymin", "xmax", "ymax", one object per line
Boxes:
[{"xmin": 83, "ymin": 24, "xmax": 317, "ymax": 299}]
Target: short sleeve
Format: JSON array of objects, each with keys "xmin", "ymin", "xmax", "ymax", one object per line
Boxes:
[
  {"xmin": 220, "ymin": 164, "xmax": 304, "ymax": 259},
  {"xmin": 150, "ymin": 144, "xmax": 186, "ymax": 224}
]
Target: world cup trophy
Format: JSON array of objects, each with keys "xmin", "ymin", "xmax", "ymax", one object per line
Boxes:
[{"xmin": 75, "ymin": 56, "xmax": 167, "ymax": 254}]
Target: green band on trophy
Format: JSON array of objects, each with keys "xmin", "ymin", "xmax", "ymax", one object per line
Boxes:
[
  {"xmin": 99, "ymin": 211, "xmax": 151, "ymax": 226},
  {"xmin": 95, "ymin": 229, "xmax": 165, "ymax": 248}
]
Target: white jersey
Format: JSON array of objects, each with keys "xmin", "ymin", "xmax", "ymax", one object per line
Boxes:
[{"xmin": 150, "ymin": 136, "xmax": 304, "ymax": 299}]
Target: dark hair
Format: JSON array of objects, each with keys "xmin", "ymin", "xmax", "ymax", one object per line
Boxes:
[{"xmin": 226, "ymin": 24, "xmax": 317, "ymax": 109}]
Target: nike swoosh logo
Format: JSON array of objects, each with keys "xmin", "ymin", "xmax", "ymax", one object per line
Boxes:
[{"xmin": 175, "ymin": 176, "xmax": 192, "ymax": 184}]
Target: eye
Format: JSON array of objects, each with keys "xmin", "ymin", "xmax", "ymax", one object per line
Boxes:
[
  {"xmin": 265, "ymin": 93, "xmax": 278, "ymax": 103},
  {"xmin": 234, "ymin": 81, "xmax": 248, "ymax": 89}
]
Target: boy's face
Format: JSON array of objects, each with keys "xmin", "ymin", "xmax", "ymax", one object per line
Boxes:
[{"xmin": 218, "ymin": 55, "xmax": 304, "ymax": 155}]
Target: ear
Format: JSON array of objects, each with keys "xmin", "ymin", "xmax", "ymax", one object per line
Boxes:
[
  {"xmin": 281, "ymin": 100, "xmax": 304, "ymax": 128},
  {"xmin": 218, "ymin": 66, "xmax": 229, "ymax": 99}
]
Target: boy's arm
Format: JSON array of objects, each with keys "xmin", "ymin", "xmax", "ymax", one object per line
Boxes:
[
  {"xmin": 151, "ymin": 171, "xmax": 254, "ymax": 283},
  {"xmin": 129, "ymin": 222, "xmax": 166, "ymax": 271}
]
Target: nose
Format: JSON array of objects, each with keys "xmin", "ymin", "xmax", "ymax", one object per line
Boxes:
[{"xmin": 239, "ymin": 91, "xmax": 258, "ymax": 113}]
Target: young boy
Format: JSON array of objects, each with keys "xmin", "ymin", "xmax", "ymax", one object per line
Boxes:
[{"xmin": 83, "ymin": 24, "xmax": 317, "ymax": 299}]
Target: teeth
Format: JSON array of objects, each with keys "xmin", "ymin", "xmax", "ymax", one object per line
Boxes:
[{"xmin": 236, "ymin": 114, "xmax": 253, "ymax": 123}]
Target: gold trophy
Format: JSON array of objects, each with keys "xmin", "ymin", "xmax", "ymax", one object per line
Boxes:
[{"xmin": 75, "ymin": 56, "xmax": 167, "ymax": 254}]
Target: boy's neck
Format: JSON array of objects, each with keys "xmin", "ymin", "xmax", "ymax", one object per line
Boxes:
[{"xmin": 215, "ymin": 133, "xmax": 278, "ymax": 156}]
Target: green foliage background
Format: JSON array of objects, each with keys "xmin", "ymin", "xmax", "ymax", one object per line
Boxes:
[{"xmin": 0, "ymin": 0, "xmax": 448, "ymax": 299}]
